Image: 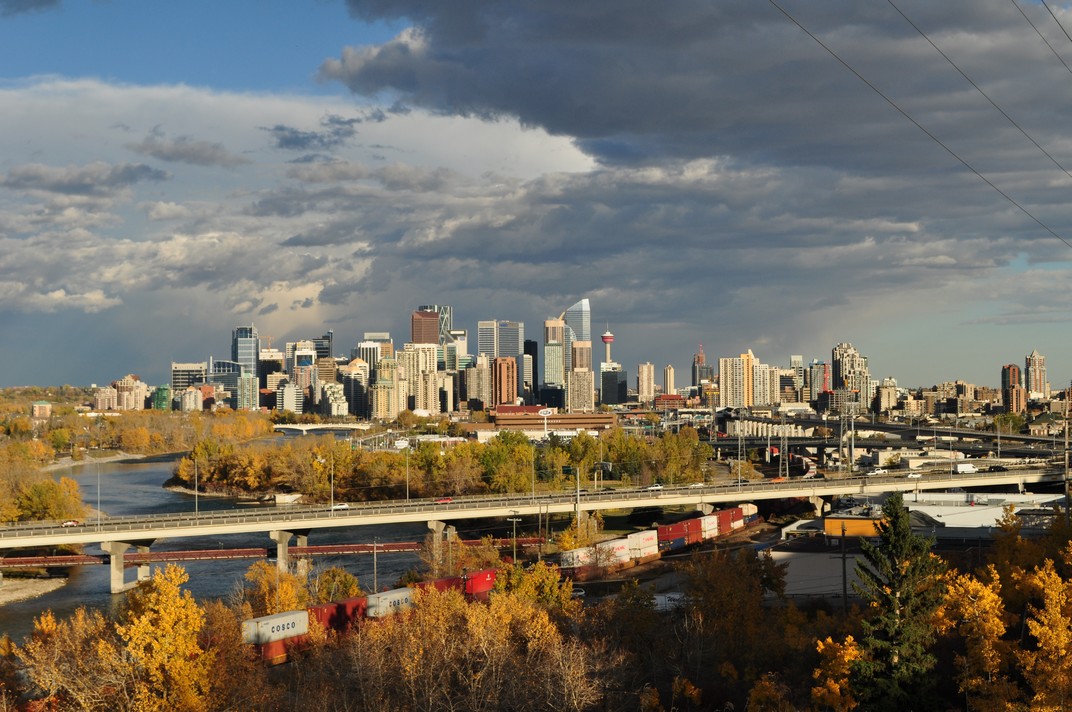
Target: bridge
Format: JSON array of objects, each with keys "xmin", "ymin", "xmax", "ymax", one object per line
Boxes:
[
  {"xmin": 2, "ymin": 467, "xmax": 1062, "ymax": 593},
  {"xmin": 273, "ymin": 423, "xmax": 374, "ymax": 435}
]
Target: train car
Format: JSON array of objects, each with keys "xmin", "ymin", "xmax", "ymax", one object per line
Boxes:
[
  {"xmin": 683, "ymin": 519, "xmax": 704, "ymax": 546},
  {"xmin": 464, "ymin": 568, "xmax": 497, "ymax": 599},
  {"xmin": 658, "ymin": 536, "xmax": 687, "ymax": 553},
  {"xmin": 657, "ymin": 522, "xmax": 688, "ymax": 542},
  {"xmin": 699, "ymin": 514, "xmax": 719, "ymax": 539},
  {"xmin": 366, "ymin": 587, "xmax": 414, "ymax": 618}
]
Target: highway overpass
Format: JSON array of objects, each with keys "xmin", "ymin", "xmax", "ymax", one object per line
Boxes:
[{"xmin": 1, "ymin": 467, "xmax": 1062, "ymax": 593}]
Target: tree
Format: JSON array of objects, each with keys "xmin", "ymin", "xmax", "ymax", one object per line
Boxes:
[
  {"xmin": 811, "ymin": 635, "xmax": 862, "ymax": 712},
  {"xmin": 311, "ymin": 566, "xmax": 362, "ymax": 603},
  {"xmin": 240, "ymin": 560, "xmax": 311, "ymax": 617},
  {"xmin": 851, "ymin": 492, "xmax": 947, "ymax": 711},
  {"xmin": 1017, "ymin": 556, "xmax": 1072, "ymax": 710},
  {"xmin": 115, "ymin": 564, "xmax": 214, "ymax": 712}
]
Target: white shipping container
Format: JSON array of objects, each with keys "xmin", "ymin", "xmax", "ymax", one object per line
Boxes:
[
  {"xmin": 699, "ymin": 514, "xmax": 719, "ymax": 539},
  {"xmin": 740, "ymin": 503, "xmax": 758, "ymax": 517},
  {"xmin": 596, "ymin": 538, "xmax": 631, "ymax": 564},
  {"xmin": 366, "ymin": 587, "xmax": 414, "ymax": 618},
  {"xmin": 633, "ymin": 543, "xmax": 659, "ymax": 559},
  {"xmin": 560, "ymin": 546, "xmax": 595, "ymax": 568},
  {"xmin": 731, "ymin": 519, "xmax": 744, "ymax": 530},
  {"xmin": 628, "ymin": 529, "xmax": 659, "ymax": 559},
  {"xmin": 241, "ymin": 610, "xmax": 308, "ymax": 645}
]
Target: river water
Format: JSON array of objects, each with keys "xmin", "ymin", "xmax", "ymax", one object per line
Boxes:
[{"xmin": 0, "ymin": 458, "xmax": 429, "ymax": 644}]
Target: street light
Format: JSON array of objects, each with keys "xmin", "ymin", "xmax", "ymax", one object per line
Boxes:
[
  {"xmin": 317, "ymin": 453, "xmax": 335, "ymax": 514},
  {"xmin": 405, "ymin": 446, "xmax": 410, "ymax": 501},
  {"xmin": 507, "ymin": 511, "xmax": 521, "ymax": 562}
]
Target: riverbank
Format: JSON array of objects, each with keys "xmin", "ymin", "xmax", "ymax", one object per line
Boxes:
[
  {"xmin": 44, "ymin": 451, "xmax": 146, "ymax": 473},
  {"xmin": 0, "ymin": 578, "xmax": 66, "ymax": 607}
]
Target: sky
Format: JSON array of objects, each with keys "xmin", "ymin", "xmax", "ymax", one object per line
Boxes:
[{"xmin": 3, "ymin": 1, "xmax": 1072, "ymax": 391}]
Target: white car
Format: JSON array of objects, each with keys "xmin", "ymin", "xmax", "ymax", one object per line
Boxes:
[
  {"xmin": 906, "ymin": 472, "xmax": 922, "ymax": 479},
  {"xmin": 331, "ymin": 503, "xmax": 350, "ymax": 510},
  {"xmin": 646, "ymin": 484, "xmax": 664, "ymax": 491},
  {"xmin": 688, "ymin": 482, "xmax": 706, "ymax": 488},
  {"xmin": 865, "ymin": 468, "xmax": 887, "ymax": 477}
]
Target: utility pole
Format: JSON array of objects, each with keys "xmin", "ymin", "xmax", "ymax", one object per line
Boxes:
[{"xmin": 508, "ymin": 511, "xmax": 521, "ymax": 562}]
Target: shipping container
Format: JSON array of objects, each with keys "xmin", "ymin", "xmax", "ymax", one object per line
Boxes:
[
  {"xmin": 658, "ymin": 536, "xmax": 687, "ymax": 552},
  {"xmin": 627, "ymin": 529, "xmax": 658, "ymax": 550},
  {"xmin": 716, "ymin": 510, "xmax": 733, "ymax": 534},
  {"xmin": 241, "ymin": 610, "xmax": 309, "ymax": 645},
  {"xmin": 307, "ymin": 602, "xmax": 337, "ymax": 631},
  {"xmin": 416, "ymin": 576, "xmax": 461, "ymax": 593},
  {"xmin": 336, "ymin": 597, "xmax": 368, "ymax": 630},
  {"xmin": 699, "ymin": 514, "xmax": 719, "ymax": 539},
  {"xmin": 728, "ymin": 507, "xmax": 744, "ymax": 522},
  {"xmin": 683, "ymin": 519, "xmax": 704, "ymax": 545},
  {"xmin": 657, "ymin": 522, "xmax": 688, "ymax": 541},
  {"xmin": 465, "ymin": 568, "xmax": 498, "ymax": 596},
  {"xmin": 740, "ymin": 503, "xmax": 758, "ymax": 517},
  {"xmin": 366, "ymin": 587, "xmax": 414, "ymax": 618},
  {"xmin": 560, "ymin": 546, "xmax": 595, "ymax": 568},
  {"xmin": 744, "ymin": 513, "xmax": 760, "ymax": 525},
  {"xmin": 596, "ymin": 538, "xmax": 631, "ymax": 564},
  {"xmin": 730, "ymin": 519, "xmax": 744, "ymax": 530}
]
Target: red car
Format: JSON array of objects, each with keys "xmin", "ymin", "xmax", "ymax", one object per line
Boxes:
[
  {"xmin": 433, "ymin": 497, "xmax": 453, "ymax": 504},
  {"xmin": 61, "ymin": 520, "xmax": 80, "ymax": 527}
]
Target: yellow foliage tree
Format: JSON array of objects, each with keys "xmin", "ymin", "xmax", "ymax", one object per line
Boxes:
[
  {"xmin": 241, "ymin": 560, "xmax": 311, "ymax": 616},
  {"xmin": 1017, "ymin": 557, "xmax": 1072, "ymax": 710},
  {"xmin": 811, "ymin": 635, "xmax": 861, "ymax": 712},
  {"xmin": 115, "ymin": 564, "xmax": 213, "ymax": 712}
]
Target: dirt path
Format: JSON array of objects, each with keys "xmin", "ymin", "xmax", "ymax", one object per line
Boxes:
[{"xmin": 0, "ymin": 578, "xmax": 66, "ymax": 606}]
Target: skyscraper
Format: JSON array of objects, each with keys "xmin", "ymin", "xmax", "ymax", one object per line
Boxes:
[
  {"xmin": 559, "ymin": 298, "xmax": 591, "ymax": 372},
  {"xmin": 718, "ymin": 350, "xmax": 757, "ymax": 408},
  {"xmin": 663, "ymin": 365, "xmax": 675, "ymax": 396},
  {"xmin": 417, "ymin": 304, "xmax": 453, "ymax": 344},
  {"xmin": 231, "ymin": 325, "xmax": 259, "ymax": 379},
  {"xmin": 1025, "ymin": 349, "xmax": 1047, "ymax": 396},
  {"xmin": 411, "ymin": 309, "xmax": 440, "ymax": 344},
  {"xmin": 831, "ymin": 342, "xmax": 873, "ymax": 411},
  {"xmin": 492, "ymin": 357, "xmax": 519, "ymax": 406},
  {"xmin": 638, "ymin": 362, "xmax": 655, "ymax": 404},
  {"xmin": 477, "ymin": 319, "xmax": 524, "ymax": 397},
  {"xmin": 543, "ymin": 318, "xmax": 566, "ymax": 387}
]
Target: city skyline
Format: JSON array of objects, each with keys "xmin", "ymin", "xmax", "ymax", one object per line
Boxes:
[{"xmin": 4, "ymin": 3, "xmax": 1072, "ymax": 388}]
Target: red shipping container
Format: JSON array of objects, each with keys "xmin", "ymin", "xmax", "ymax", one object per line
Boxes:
[
  {"xmin": 716, "ymin": 510, "xmax": 733, "ymax": 534},
  {"xmin": 337, "ymin": 597, "xmax": 368, "ymax": 630},
  {"xmin": 729, "ymin": 507, "xmax": 744, "ymax": 522},
  {"xmin": 465, "ymin": 568, "xmax": 497, "ymax": 595},
  {"xmin": 683, "ymin": 519, "xmax": 704, "ymax": 545},
  {"xmin": 658, "ymin": 522, "xmax": 688, "ymax": 541},
  {"xmin": 417, "ymin": 576, "xmax": 461, "ymax": 593},
  {"xmin": 307, "ymin": 602, "xmax": 337, "ymax": 631}
]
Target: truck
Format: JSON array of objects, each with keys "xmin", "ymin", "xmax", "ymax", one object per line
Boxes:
[{"xmin": 954, "ymin": 463, "xmax": 978, "ymax": 474}]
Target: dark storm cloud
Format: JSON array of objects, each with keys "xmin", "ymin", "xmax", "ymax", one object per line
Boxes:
[
  {"xmin": 0, "ymin": 162, "xmax": 169, "ymax": 196},
  {"xmin": 0, "ymin": 0, "xmax": 59, "ymax": 16},
  {"xmin": 323, "ymin": 0, "xmax": 1072, "ymax": 178},
  {"xmin": 126, "ymin": 131, "xmax": 249, "ymax": 168},
  {"xmin": 263, "ymin": 113, "xmax": 384, "ymax": 152}
]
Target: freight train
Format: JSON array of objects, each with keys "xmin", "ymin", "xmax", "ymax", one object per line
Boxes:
[
  {"xmin": 242, "ymin": 568, "xmax": 498, "ymax": 664},
  {"xmin": 558, "ymin": 504, "xmax": 760, "ymax": 580}
]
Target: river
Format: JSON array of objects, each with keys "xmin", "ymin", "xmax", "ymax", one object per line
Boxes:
[{"xmin": 0, "ymin": 458, "xmax": 429, "ymax": 644}]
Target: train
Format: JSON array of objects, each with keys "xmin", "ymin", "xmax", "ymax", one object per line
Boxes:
[
  {"xmin": 242, "ymin": 568, "xmax": 499, "ymax": 664},
  {"xmin": 558, "ymin": 505, "xmax": 760, "ymax": 580}
]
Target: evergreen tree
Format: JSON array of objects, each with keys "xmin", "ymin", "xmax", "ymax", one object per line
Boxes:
[{"xmin": 851, "ymin": 492, "xmax": 946, "ymax": 711}]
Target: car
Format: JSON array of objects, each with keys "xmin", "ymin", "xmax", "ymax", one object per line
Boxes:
[
  {"xmin": 800, "ymin": 472, "xmax": 820, "ymax": 480},
  {"xmin": 688, "ymin": 482, "xmax": 706, "ymax": 488},
  {"xmin": 61, "ymin": 520, "xmax": 80, "ymax": 527},
  {"xmin": 331, "ymin": 503, "xmax": 350, "ymax": 510},
  {"xmin": 570, "ymin": 588, "xmax": 586, "ymax": 599},
  {"xmin": 646, "ymin": 484, "xmax": 664, "ymax": 491},
  {"xmin": 865, "ymin": 468, "xmax": 888, "ymax": 476},
  {"xmin": 434, "ymin": 497, "xmax": 453, "ymax": 504},
  {"xmin": 987, "ymin": 465, "xmax": 1008, "ymax": 472},
  {"xmin": 906, "ymin": 472, "xmax": 922, "ymax": 479}
]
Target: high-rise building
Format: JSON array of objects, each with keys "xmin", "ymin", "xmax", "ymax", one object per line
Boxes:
[
  {"xmin": 571, "ymin": 340, "xmax": 592, "ymax": 372},
  {"xmin": 171, "ymin": 362, "xmax": 207, "ymax": 392},
  {"xmin": 492, "ymin": 357, "xmax": 519, "ymax": 406},
  {"xmin": 339, "ymin": 359, "xmax": 370, "ymax": 418},
  {"xmin": 692, "ymin": 345, "xmax": 706, "ymax": 387},
  {"xmin": 601, "ymin": 367, "xmax": 627, "ymax": 405},
  {"xmin": 465, "ymin": 354, "xmax": 493, "ymax": 410},
  {"xmin": 718, "ymin": 351, "xmax": 756, "ymax": 408},
  {"xmin": 559, "ymin": 298, "xmax": 591, "ymax": 372},
  {"xmin": 524, "ymin": 339, "xmax": 539, "ymax": 402},
  {"xmin": 1025, "ymin": 349, "xmax": 1047, "ymax": 397},
  {"xmin": 417, "ymin": 304, "xmax": 453, "ymax": 344},
  {"xmin": 258, "ymin": 348, "xmax": 284, "ymax": 388},
  {"xmin": 477, "ymin": 320, "xmax": 524, "ymax": 397},
  {"xmin": 1001, "ymin": 364, "xmax": 1022, "ymax": 391},
  {"xmin": 566, "ymin": 368, "xmax": 595, "ymax": 413},
  {"xmin": 411, "ymin": 309, "xmax": 441, "ymax": 344},
  {"xmin": 287, "ymin": 340, "xmax": 317, "ymax": 375},
  {"xmin": 663, "ymin": 365, "xmax": 675, "ymax": 396},
  {"xmin": 543, "ymin": 318, "xmax": 566, "ymax": 387},
  {"xmin": 831, "ymin": 342, "xmax": 873, "ymax": 410},
  {"xmin": 231, "ymin": 325, "xmax": 259, "ymax": 379},
  {"xmin": 638, "ymin": 362, "xmax": 655, "ymax": 404},
  {"xmin": 312, "ymin": 331, "xmax": 334, "ymax": 360}
]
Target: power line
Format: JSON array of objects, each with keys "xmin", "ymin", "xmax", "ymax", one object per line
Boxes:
[
  {"xmin": 768, "ymin": 0, "xmax": 1072, "ymax": 252},
  {"xmin": 1039, "ymin": 0, "xmax": 1072, "ymax": 52},
  {"xmin": 887, "ymin": 0, "xmax": 1072, "ymax": 182},
  {"xmin": 1011, "ymin": 0, "xmax": 1072, "ymax": 77}
]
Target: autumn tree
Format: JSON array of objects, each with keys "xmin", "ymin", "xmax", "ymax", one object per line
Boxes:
[
  {"xmin": 1016, "ymin": 556, "xmax": 1072, "ymax": 709},
  {"xmin": 851, "ymin": 492, "xmax": 947, "ymax": 711},
  {"xmin": 811, "ymin": 635, "xmax": 862, "ymax": 712},
  {"xmin": 939, "ymin": 566, "xmax": 1021, "ymax": 711},
  {"xmin": 311, "ymin": 566, "xmax": 362, "ymax": 603},
  {"xmin": 239, "ymin": 560, "xmax": 311, "ymax": 617},
  {"xmin": 115, "ymin": 564, "xmax": 214, "ymax": 712}
]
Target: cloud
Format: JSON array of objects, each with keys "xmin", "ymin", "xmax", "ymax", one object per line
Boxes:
[
  {"xmin": 0, "ymin": 161, "xmax": 168, "ymax": 197},
  {"xmin": 126, "ymin": 130, "xmax": 249, "ymax": 168},
  {"xmin": 0, "ymin": 0, "xmax": 59, "ymax": 16},
  {"xmin": 262, "ymin": 113, "xmax": 366, "ymax": 152}
]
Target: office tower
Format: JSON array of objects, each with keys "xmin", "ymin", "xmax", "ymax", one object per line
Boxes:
[
  {"xmin": 287, "ymin": 340, "xmax": 317, "ymax": 375},
  {"xmin": 571, "ymin": 340, "xmax": 593, "ymax": 372},
  {"xmin": 567, "ymin": 368, "xmax": 595, "ymax": 413},
  {"xmin": 315, "ymin": 357, "xmax": 337, "ymax": 385},
  {"xmin": 790, "ymin": 355, "xmax": 804, "ymax": 398},
  {"xmin": 258, "ymin": 348, "xmax": 284, "ymax": 388},
  {"xmin": 1025, "ymin": 349, "xmax": 1047, "ymax": 396},
  {"xmin": 465, "ymin": 354, "xmax": 493, "ymax": 410},
  {"xmin": 692, "ymin": 345, "xmax": 706, "ymax": 388},
  {"xmin": 876, "ymin": 377, "xmax": 898, "ymax": 413},
  {"xmin": 362, "ymin": 332, "xmax": 394, "ymax": 360},
  {"xmin": 339, "ymin": 359, "xmax": 370, "ymax": 418},
  {"xmin": 663, "ymin": 365, "xmax": 675, "ymax": 396},
  {"xmin": 417, "ymin": 304, "xmax": 453, "ymax": 344},
  {"xmin": 399, "ymin": 343, "xmax": 440, "ymax": 414},
  {"xmin": 1001, "ymin": 363, "xmax": 1021, "ymax": 390},
  {"xmin": 719, "ymin": 350, "xmax": 757, "ymax": 408},
  {"xmin": 492, "ymin": 357, "xmax": 519, "ymax": 406},
  {"xmin": 276, "ymin": 382, "xmax": 304, "ymax": 414},
  {"xmin": 236, "ymin": 373, "xmax": 259, "ymax": 412},
  {"xmin": 370, "ymin": 357, "xmax": 400, "ymax": 420},
  {"xmin": 477, "ymin": 319, "xmax": 523, "ymax": 396},
  {"xmin": 564, "ymin": 298, "xmax": 591, "ymax": 343},
  {"xmin": 601, "ymin": 368, "xmax": 627, "ymax": 405},
  {"xmin": 444, "ymin": 333, "xmax": 470, "ymax": 371},
  {"xmin": 831, "ymin": 342, "xmax": 873, "ymax": 409},
  {"xmin": 524, "ymin": 339, "xmax": 539, "ymax": 402},
  {"xmin": 543, "ymin": 318, "xmax": 566, "ymax": 386},
  {"xmin": 313, "ymin": 331, "xmax": 334, "ymax": 360},
  {"xmin": 411, "ymin": 309, "xmax": 440, "ymax": 344},
  {"xmin": 171, "ymin": 362, "xmax": 207, "ymax": 392},
  {"xmin": 806, "ymin": 360, "xmax": 830, "ymax": 402},
  {"xmin": 437, "ymin": 371, "xmax": 456, "ymax": 413},
  {"xmin": 753, "ymin": 362, "xmax": 778, "ymax": 406},
  {"xmin": 231, "ymin": 325, "xmax": 260, "ymax": 379},
  {"xmin": 638, "ymin": 362, "xmax": 655, "ymax": 404}
]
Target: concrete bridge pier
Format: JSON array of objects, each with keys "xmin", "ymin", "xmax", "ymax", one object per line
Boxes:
[
  {"xmin": 695, "ymin": 503, "xmax": 714, "ymax": 515},
  {"xmin": 269, "ymin": 530, "xmax": 309, "ymax": 573},
  {"xmin": 101, "ymin": 540, "xmax": 153, "ymax": 594},
  {"xmin": 808, "ymin": 495, "xmax": 828, "ymax": 517}
]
